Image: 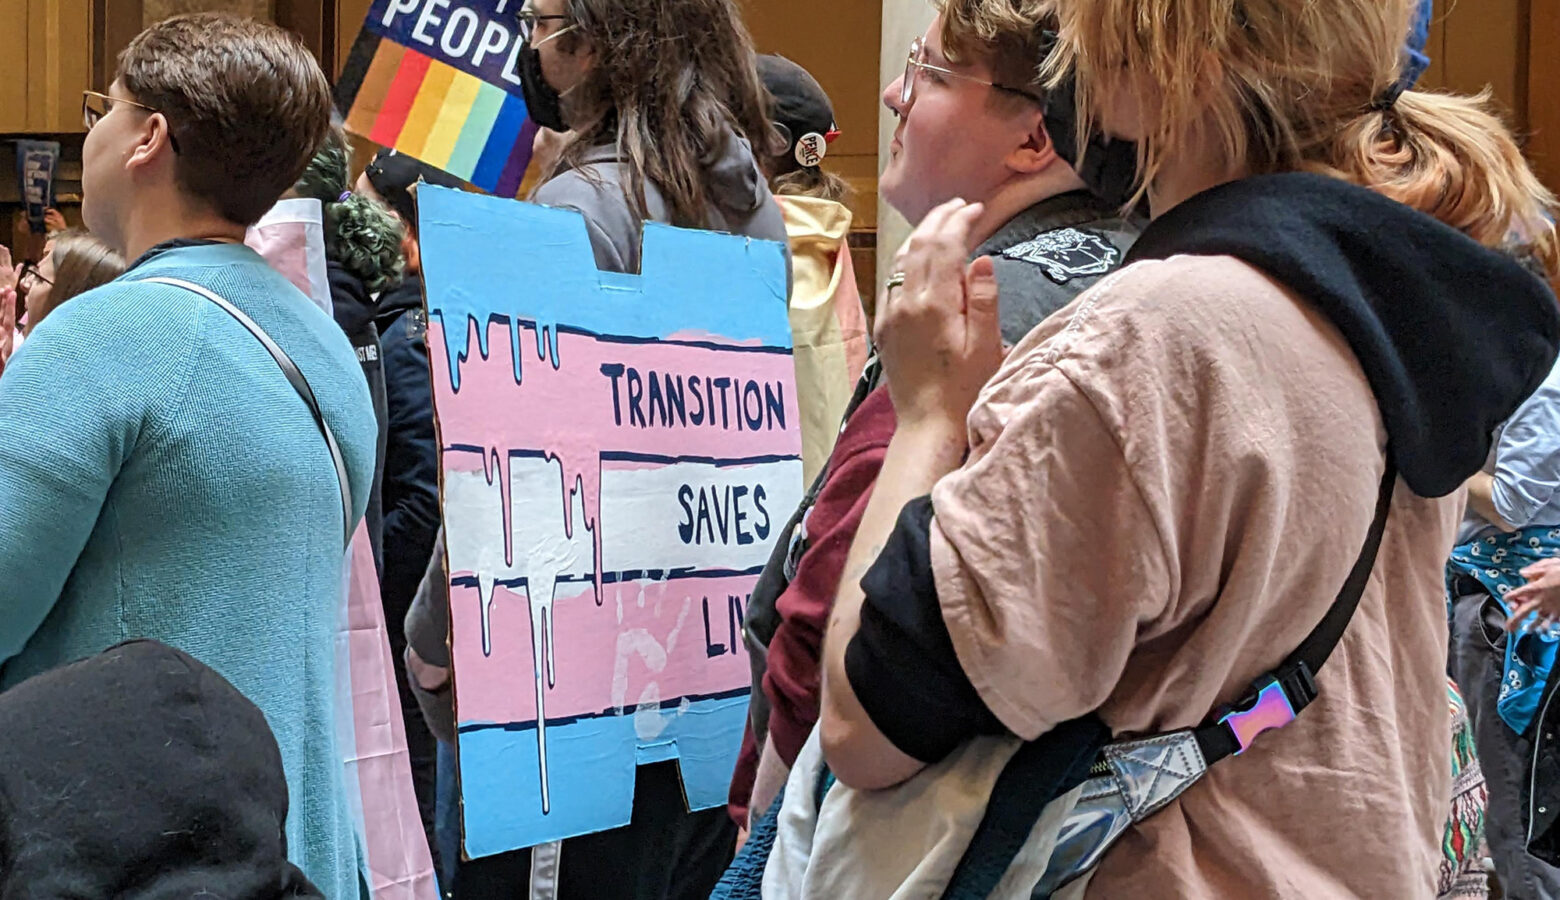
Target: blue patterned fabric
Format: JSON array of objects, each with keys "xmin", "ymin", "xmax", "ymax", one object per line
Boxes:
[
  {"xmin": 1447, "ymin": 525, "xmax": 1560, "ymax": 734},
  {"xmin": 711, "ymin": 787, "xmax": 787, "ymax": 900}
]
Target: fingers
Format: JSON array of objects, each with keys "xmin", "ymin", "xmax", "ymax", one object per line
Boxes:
[
  {"xmin": 1506, "ymin": 595, "xmax": 1541, "ymax": 632},
  {"xmin": 901, "ymin": 199, "xmax": 985, "ymax": 311},
  {"xmin": 883, "ymin": 199, "xmax": 974, "ymax": 333},
  {"xmin": 1523, "ymin": 558, "xmax": 1560, "ymax": 579},
  {"xmin": 902, "ymin": 199, "xmax": 972, "ymax": 310},
  {"xmin": 963, "ymin": 255, "xmax": 1001, "ymax": 358}
]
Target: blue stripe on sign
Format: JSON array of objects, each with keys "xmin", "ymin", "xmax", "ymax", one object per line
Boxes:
[{"xmin": 470, "ymin": 91, "xmax": 529, "ymax": 191}]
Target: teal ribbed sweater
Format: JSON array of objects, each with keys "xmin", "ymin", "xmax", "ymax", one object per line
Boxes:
[{"xmin": 0, "ymin": 243, "xmax": 377, "ymax": 898}]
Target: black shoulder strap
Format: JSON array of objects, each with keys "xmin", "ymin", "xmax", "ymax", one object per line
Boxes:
[
  {"xmin": 745, "ymin": 355, "xmax": 882, "ymax": 649},
  {"xmin": 138, "ymin": 276, "xmax": 354, "ymax": 550},
  {"xmin": 1194, "ymin": 459, "xmax": 1397, "ymax": 763}
]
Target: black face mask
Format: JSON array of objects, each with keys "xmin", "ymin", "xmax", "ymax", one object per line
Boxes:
[
  {"xmin": 518, "ymin": 38, "xmax": 568, "ymax": 133},
  {"xmin": 1043, "ymin": 73, "xmax": 1142, "ymax": 211}
]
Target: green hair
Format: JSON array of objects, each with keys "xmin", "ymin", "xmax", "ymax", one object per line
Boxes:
[{"xmin": 295, "ymin": 127, "xmax": 405, "ymax": 294}]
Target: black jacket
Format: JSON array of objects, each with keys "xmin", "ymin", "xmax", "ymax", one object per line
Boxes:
[
  {"xmin": 376, "ymin": 274, "xmax": 442, "ymax": 643},
  {"xmin": 329, "ymin": 260, "xmax": 388, "ymax": 571}
]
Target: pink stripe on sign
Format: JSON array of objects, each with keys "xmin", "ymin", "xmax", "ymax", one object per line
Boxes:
[
  {"xmin": 429, "ymin": 319, "xmax": 803, "ymax": 464},
  {"xmin": 452, "ymin": 575, "xmax": 756, "ymax": 725}
]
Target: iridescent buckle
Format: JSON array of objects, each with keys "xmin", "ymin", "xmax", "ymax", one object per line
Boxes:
[{"xmin": 1218, "ymin": 676, "xmax": 1301, "ymax": 754}]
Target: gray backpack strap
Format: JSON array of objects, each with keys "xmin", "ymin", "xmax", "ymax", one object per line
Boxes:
[{"xmin": 138, "ymin": 276, "xmax": 353, "ymax": 549}]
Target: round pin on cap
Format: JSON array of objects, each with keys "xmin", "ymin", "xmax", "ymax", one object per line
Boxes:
[{"xmin": 794, "ymin": 132, "xmax": 828, "ymax": 168}]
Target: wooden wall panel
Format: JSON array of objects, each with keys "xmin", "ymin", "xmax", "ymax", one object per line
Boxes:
[
  {"xmin": 143, "ymin": 0, "xmax": 272, "ymax": 24},
  {"xmin": 6, "ymin": 0, "xmax": 94, "ymax": 133},
  {"xmin": 1435, "ymin": 0, "xmax": 1528, "ymax": 129},
  {"xmin": 35, "ymin": 1, "xmax": 92, "ymax": 132},
  {"xmin": 742, "ymin": 0, "xmax": 882, "ymax": 230},
  {"xmin": 337, "ymin": 0, "xmax": 374, "ymax": 75},
  {"xmin": 276, "ymin": 0, "xmax": 335, "ymax": 71},
  {"xmin": 97, "ymin": 0, "xmax": 144, "ymax": 89},
  {"xmin": 1528, "ymin": 0, "xmax": 1559, "ymax": 191},
  {"xmin": 0, "ymin": 0, "xmax": 31, "ymax": 132}
]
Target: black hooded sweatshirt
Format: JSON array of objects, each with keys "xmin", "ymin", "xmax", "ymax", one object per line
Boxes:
[
  {"xmin": 845, "ymin": 172, "xmax": 1560, "ymax": 775},
  {"xmin": 329, "ymin": 259, "xmax": 389, "ymax": 571},
  {"xmin": 0, "ymin": 640, "xmax": 322, "ymax": 899}
]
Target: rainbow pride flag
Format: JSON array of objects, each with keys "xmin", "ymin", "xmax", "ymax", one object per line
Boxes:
[{"xmin": 335, "ymin": 1, "xmax": 537, "ymax": 197}]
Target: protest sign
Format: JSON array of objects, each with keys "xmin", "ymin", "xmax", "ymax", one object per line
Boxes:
[
  {"xmin": 14, "ymin": 141, "xmax": 59, "ymax": 235},
  {"xmin": 418, "ymin": 185, "xmax": 800, "ymax": 857},
  {"xmin": 336, "ymin": 0, "xmax": 536, "ymax": 195}
]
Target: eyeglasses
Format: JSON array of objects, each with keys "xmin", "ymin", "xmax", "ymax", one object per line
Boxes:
[
  {"xmin": 514, "ymin": 4, "xmax": 571, "ymax": 42},
  {"xmin": 900, "ymin": 37, "xmax": 1042, "ymax": 107},
  {"xmin": 81, "ymin": 90, "xmax": 180, "ymax": 152},
  {"xmin": 17, "ymin": 261, "xmax": 51, "ymax": 293}
]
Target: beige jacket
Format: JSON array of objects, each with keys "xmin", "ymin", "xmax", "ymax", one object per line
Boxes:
[{"xmin": 777, "ymin": 194, "xmax": 869, "ymax": 483}]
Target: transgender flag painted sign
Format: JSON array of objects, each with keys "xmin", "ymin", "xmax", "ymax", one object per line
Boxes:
[
  {"xmin": 336, "ymin": 0, "xmax": 537, "ymax": 195},
  {"xmin": 417, "ymin": 186, "xmax": 801, "ymax": 857}
]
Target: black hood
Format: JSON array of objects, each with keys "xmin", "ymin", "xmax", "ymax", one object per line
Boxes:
[
  {"xmin": 376, "ymin": 273, "xmax": 426, "ymax": 330},
  {"xmin": 328, "ymin": 259, "xmax": 377, "ymax": 335},
  {"xmin": 1126, "ymin": 173, "xmax": 1559, "ymax": 497},
  {"xmin": 0, "ymin": 641, "xmax": 322, "ymax": 899}
]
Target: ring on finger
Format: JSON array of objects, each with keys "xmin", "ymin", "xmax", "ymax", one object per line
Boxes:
[{"xmin": 885, "ymin": 271, "xmax": 907, "ymax": 293}]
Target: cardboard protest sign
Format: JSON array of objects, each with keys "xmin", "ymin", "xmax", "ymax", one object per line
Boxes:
[
  {"xmin": 336, "ymin": 1, "xmax": 535, "ymax": 195},
  {"xmin": 418, "ymin": 185, "xmax": 800, "ymax": 857},
  {"xmin": 13, "ymin": 141, "xmax": 59, "ymax": 234}
]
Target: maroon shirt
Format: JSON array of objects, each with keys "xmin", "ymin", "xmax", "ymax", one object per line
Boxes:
[{"xmin": 727, "ymin": 386, "xmax": 896, "ymax": 823}]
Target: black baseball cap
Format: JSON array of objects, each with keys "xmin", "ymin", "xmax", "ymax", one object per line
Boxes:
[
  {"xmin": 757, "ymin": 55, "xmax": 840, "ymax": 168},
  {"xmin": 363, "ymin": 148, "xmax": 469, "ymax": 229}
]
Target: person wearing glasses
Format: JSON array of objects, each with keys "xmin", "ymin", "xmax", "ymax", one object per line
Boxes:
[
  {"xmin": 401, "ymin": 0, "xmax": 788, "ymax": 896},
  {"xmin": 727, "ymin": 0, "xmax": 1140, "ymax": 838},
  {"xmin": 0, "ymin": 14, "xmax": 376, "ymax": 898},
  {"xmin": 803, "ymin": 0, "xmax": 1557, "ymax": 893},
  {"xmin": 512, "ymin": 0, "xmax": 786, "ymax": 271},
  {"xmin": 14, "ymin": 231, "xmax": 125, "ymax": 337}
]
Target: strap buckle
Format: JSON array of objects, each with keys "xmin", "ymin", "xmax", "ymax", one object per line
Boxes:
[{"xmin": 1217, "ymin": 662, "xmax": 1317, "ymax": 755}]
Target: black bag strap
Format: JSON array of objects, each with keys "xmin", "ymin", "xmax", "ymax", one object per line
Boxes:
[
  {"xmin": 1194, "ymin": 458, "xmax": 1396, "ymax": 764},
  {"xmin": 941, "ymin": 459, "xmax": 1398, "ymax": 900},
  {"xmin": 138, "ymin": 276, "xmax": 354, "ymax": 550},
  {"xmin": 745, "ymin": 355, "xmax": 883, "ymax": 650},
  {"xmin": 742, "ymin": 356, "xmax": 882, "ymax": 741}
]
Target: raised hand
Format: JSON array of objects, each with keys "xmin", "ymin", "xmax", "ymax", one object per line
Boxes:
[
  {"xmin": 1505, "ymin": 558, "xmax": 1560, "ymax": 633},
  {"xmin": 875, "ymin": 198, "xmax": 1003, "ymax": 435}
]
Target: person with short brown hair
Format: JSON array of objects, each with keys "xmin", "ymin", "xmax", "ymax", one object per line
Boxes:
[
  {"xmin": 0, "ymin": 14, "xmax": 377, "ymax": 897},
  {"xmin": 105, "ymin": 12, "xmax": 333, "ymax": 233},
  {"xmin": 727, "ymin": 0, "xmax": 1141, "ymax": 835}
]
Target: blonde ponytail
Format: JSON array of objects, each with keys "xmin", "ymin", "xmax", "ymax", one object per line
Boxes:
[
  {"xmin": 1318, "ymin": 89, "xmax": 1558, "ymax": 278},
  {"xmin": 1051, "ymin": 0, "xmax": 1558, "ymax": 280}
]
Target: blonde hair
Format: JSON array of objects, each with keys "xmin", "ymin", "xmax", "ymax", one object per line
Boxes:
[
  {"xmin": 937, "ymin": 0, "xmax": 1052, "ymax": 102},
  {"xmin": 1046, "ymin": 0, "xmax": 1558, "ymax": 277}
]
